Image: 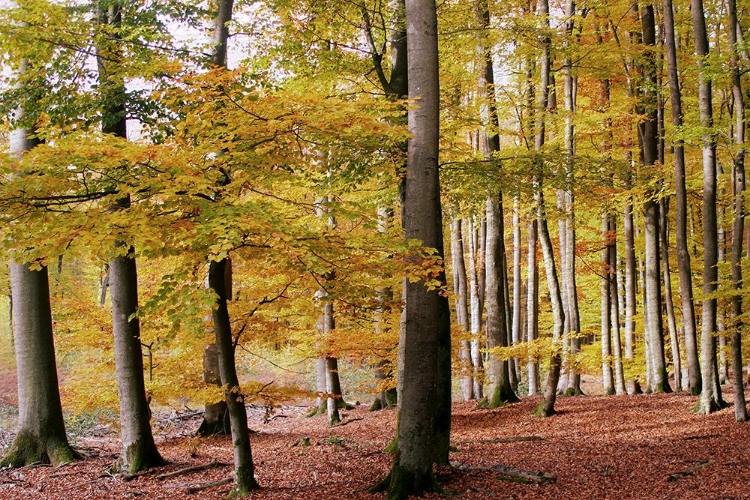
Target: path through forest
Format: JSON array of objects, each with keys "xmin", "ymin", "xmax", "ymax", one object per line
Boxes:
[{"xmin": 1, "ymin": 388, "xmax": 750, "ymax": 499}]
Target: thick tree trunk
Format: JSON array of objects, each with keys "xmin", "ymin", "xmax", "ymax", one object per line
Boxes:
[
  {"xmin": 1, "ymin": 263, "xmax": 77, "ymax": 468},
  {"xmin": 692, "ymin": 0, "xmax": 725, "ymax": 414},
  {"xmin": 0, "ymin": 61, "xmax": 76, "ymax": 469},
  {"xmin": 451, "ymin": 219, "xmax": 474, "ymax": 401},
  {"xmin": 374, "ymin": 0, "xmax": 451, "ymax": 495},
  {"xmin": 208, "ymin": 259, "xmax": 259, "ymax": 495},
  {"xmin": 663, "ymin": 0, "xmax": 700, "ymax": 394}
]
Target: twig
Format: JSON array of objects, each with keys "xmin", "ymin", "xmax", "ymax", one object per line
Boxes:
[
  {"xmin": 456, "ymin": 436, "xmax": 543, "ymax": 445},
  {"xmin": 156, "ymin": 460, "xmax": 228, "ymax": 481},
  {"xmin": 451, "ymin": 462, "xmax": 556, "ymax": 484},
  {"xmin": 337, "ymin": 417, "xmax": 364, "ymax": 427},
  {"xmin": 184, "ymin": 477, "xmax": 234, "ymax": 494},
  {"xmin": 667, "ymin": 460, "xmax": 710, "ymax": 481}
]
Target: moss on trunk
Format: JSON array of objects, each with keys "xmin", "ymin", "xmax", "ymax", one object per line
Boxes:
[
  {"xmin": 0, "ymin": 429, "xmax": 77, "ymax": 468},
  {"xmin": 228, "ymin": 462, "xmax": 260, "ymax": 498}
]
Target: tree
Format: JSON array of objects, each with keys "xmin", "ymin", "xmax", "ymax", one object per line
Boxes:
[
  {"xmin": 639, "ymin": 2, "xmax": 670, "ymax": 394},
  {"xmin": 692, "ymin": 0, "xmax": 725, "ymax": 414},
  {"xmin": 663, "ymin": 0, "xmax": 700, "ymax": 395},
  {"xmin": 372, "ymin": 0, "xmax": 451, "ymax": 495},
  {"xmin": 96, "ymin": 2, "xmax": 164, "ymax": 474},
  {"xmin": 0, "ymin": 59, "xmax": 77, "ymax": 469}
]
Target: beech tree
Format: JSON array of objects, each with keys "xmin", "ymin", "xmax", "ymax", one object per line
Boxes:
[
  {"xmin": 372, "ymin": 0, "xmax": 451, "ymax": 496},
  {"xmin": 1, "ymin": 60, "xmax": 77, "ymax": 468}
]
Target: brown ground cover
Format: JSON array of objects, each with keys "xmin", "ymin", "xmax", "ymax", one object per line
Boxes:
[{"xmin": 2, "ymin": 390, "xmax": 750, "ymax": 499}]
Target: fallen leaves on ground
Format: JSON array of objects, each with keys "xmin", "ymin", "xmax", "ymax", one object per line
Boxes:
[{"xmin": 3, "ymin": 390, "xmax": 750, "ymax": 499}]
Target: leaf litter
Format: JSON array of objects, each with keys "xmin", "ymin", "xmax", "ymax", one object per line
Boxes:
[{"xmin": 2, "ymin": 390, "xmax": 750, "ymax": 499}]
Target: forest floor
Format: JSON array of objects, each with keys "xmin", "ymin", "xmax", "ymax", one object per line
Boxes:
[{"xmin": 2, "ymin": 383, "xmax": 750, "ymax": 499}]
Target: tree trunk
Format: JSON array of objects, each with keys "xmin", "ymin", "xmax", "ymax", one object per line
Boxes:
[
  {"xmin": 451, "ymin": 219, "xmax": 474, "ymax": 401},
  {"xmin": 663, "ymin": 0, "xmax": 699, "ymax": 394},
  {"xmin": 467, "ymin": 218, "xmax": 484, "ymax": 399},
  {"xmin": 0, "ymin": 58, "xmax": 77, "ymax": 469},
  {"xmin": 660, "ymin": 198, "xmax": 682, "ymax": 392},
  {"xmin": 601, "ymin": 213, "xmax": 615, "ymax": 395},
  {"xmin": 640, "ymin": 3, "xmax": 671, "ymax": 394},
  {"xmin": 609, "ymin": 216, "xmax": 626, "ymax": 394},
  {"xmin": 533, "ymin": 0, "xmax": 564, "ymax": 417},
  {"xmin": 692, "ymin": 0, "xmax": 725, "ymax": 414},
  {"xmin": 526, "ymin": 219, "xmax": 539, "ymax": 395},
  {"xmin": 486, "ymin": 199, "xmax": 518, "ymax": 406},
  {"xmin": 624, "ymin": 197, "xmax": 641, "ymax": 395},
  {"xmin": 208, "ymin": 259, "xmax": 259, "ymax": 495},
  {"xmin": 96, "ymin": 4, "xmax": 164, "ymax": 471},
  {"xmin": 728, "ymin": 0, "xmax": 748, "ymax": 422},
  {"xmin": 374, "ymin": 0, "xmax": 451, "ymax": 495}
]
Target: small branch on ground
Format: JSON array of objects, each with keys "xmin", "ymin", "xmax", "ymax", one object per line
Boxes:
[
  {"xmin": 451, "ymin": 461, "xmax": 557, "ymax": 484},
  {"xmin": 156, "ymin": 460, "xmax": 228, "ymax": 481},
  {"xmin": 667, "ymin": 460, "xmax": 710, "ymax": 481},
  {"xmin": 456, "ymin": 436, "xmax": 543, "ymax": 445},
  {"xmin": 167, "ymin": 477, "xmax": 233, "ymax": 494}
]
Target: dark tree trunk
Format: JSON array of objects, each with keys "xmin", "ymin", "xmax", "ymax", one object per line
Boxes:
[
  {"xmin": 728, "ymin": 0, "xmax": 748, "ymax": 422},
  {"xmin": 208, "ymin": 259, "xmax": 259, "ymax": 495},
  {"xmin": 373, "ymin": 0, "xmax": 451, "ymax": 495}
]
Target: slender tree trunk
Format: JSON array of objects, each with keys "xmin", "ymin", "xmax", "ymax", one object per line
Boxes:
[
  {"xmin": 624, "ymin": 197, "xmax": 640, "ymax": 395},
  {"xmin": 609, "ymin": 216, "xmax": 626, "ymax": 394},
  {"xmin": 374, "ymin": 0, "xmax": 451, "ymax": 494},
  {"xmin": 96, "ymin": 3, "xmax": 163, "ymax": 472},
  {"xmin": 208, "ymin": 259, "xmax": 259, "ymax": 495},
  {"xmin": 602, "ymin": 213, "xmax": 615, "ymax": 395},
  {"xmin": 467, "ymin": 218, "xmax": 484, "ymax": 399},
  {"xmin": 475, "ymin": 0, "xmax": 516, "ymax": 408},
  {"xmin": 452, "ymin": 220, "xmax": 474, "ymax": 401},
  {"xmin": 534, "ymin": 0, "xmax": 564, "ymax": 417},
  {"xmin": 640, "ymin": 3, "xmax": 671, "ymax": 394},
  {"xmin": 728, "ymin": 0, "xmax": 748, "ymax": 421},
  {"xmin": 692, "ymin": 0, "xmax": 725, "ymax": 413},
  {"xmin": 660, "ymin": 199, "xmax": 682, "ymax": 392},
  {"xmin": 511, "ymin": 202, "xmax": 523, "ymax": 385},
  {"xmin": 526, "ymin": 219, "xmax": 539, "ymax": 396}
]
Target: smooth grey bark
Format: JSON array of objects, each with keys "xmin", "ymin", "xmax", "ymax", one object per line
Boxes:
[
  {"xmin": 728, "ymin": 0, "xmax": 748, "ymax": 422},
  {"xmin": 466, "ymin": 218, "xmax": 484, "ymax": 399},
  {"xmin": 660, "ymin": 198, "xmax": 682, "ymax": 392},
  {"xmin": 451, "ymin": 219, "xmax": 474, "ymax": 401},
  {"xmin": 208, "ymin": 259, "xmax": 259, "ymax": 495},
  {"xmin": 373, "ymin": 0, "xmax": 451, "ymax": 495},
  {"xmin": 486, "ymin": 199, "xmax": 518, "ymax": 406},
  {"xmin": 609, "ymin": 216, "xmax": 626, "ymax": 394},
  {"xmin": 96, "ymin": 4, "xmax": 164, "ymax": 473},
  {"xmin": 640, "ymin": 3, "xmax": 671, "ymax": 394},
  {"xmin": 624, "ymin": 197, "xmax": 640, "ymax": 395},
  {"xmin": 663, "ymin": 0, "xmax": 700, "ymax": 394},
  {"xmin": 474, "ymin": 0, "xmax": 516, "ymax": 408},
  {"xmin": 526, "ymin": 219, "xmax": 539, "ymax": 395},
  {"xmin": 533, "ymin": 0, "xmax": 564, "ymax": 417},
  {"xmin": 561, "ymin": 0, "xmax": 581, "ymax": 396},
  {"xmin": 601, "ymin": 213, "xmax": 615, "ymax": 395},
  {"xmin": 511, "ymin": 201, "xmax": 523, "ymax": 383},
  {"xmin": 692, "ymin": 0, "xmax": 725, "ymax": 414},
  {"xmin": 1, "ymin": 87, "xmax": 76, "ymax": 466}
]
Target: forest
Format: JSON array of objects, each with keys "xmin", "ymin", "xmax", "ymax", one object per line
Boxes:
[{"xmin": 1, "ymin": 0, "xmax": 750, "ymax": 498}]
